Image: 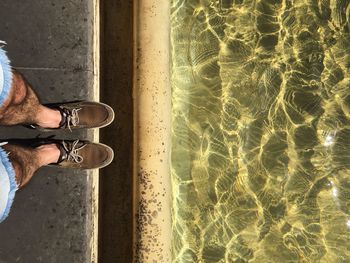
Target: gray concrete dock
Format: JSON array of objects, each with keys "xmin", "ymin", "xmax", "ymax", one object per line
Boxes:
[{"xmin": 0, "ymin": 1, "xmax": 97, "ymax": 262}]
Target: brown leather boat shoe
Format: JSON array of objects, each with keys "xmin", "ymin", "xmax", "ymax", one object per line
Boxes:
[
  {"xmin": 55, "ymin": 139, "xmax": 114, "ymax": 170},
  {"xmin": 27, "ymin": 101, "xmax": 115, "ymax": 131},
  {"xmin": 3, "ymin": 138, "xmax": 114, "ymax": 170}
]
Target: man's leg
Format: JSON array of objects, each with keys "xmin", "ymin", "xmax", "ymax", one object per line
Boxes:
[
  {"xmin": 0, "ymin": 46, "xmax": 61, "ymax": 220},
  {"xmin": 0, "ymin": 143, "xmax": 60, "ymax": 223},
  {"xmin": 0, "ymin": 47, "xmax": 114, "ymax": 131},
  {"xmin": 0, "ymin": 70, "xmax": 62, "ymax": 128},
  {"xmin": 2, "ymin": 143, "xmax": 60, "ymax": 188}
]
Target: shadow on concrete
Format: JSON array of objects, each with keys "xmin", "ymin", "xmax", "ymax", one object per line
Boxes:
[{"xmin": 99, "ymin": 0, "xmax": 134, "ymax": 262}]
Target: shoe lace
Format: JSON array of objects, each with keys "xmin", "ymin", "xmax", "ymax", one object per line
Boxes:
[
  {"xmin": 66, "ymin": 108, "xmax": 82, "ymax": 131},
  {"xmin": 62, "ymin": 140, "xmax": 86, "ymax": 164}
]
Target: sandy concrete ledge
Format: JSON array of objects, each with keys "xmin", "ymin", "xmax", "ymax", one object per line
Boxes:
[{"xmin": 133, "ymin": 0, "xmax": 172, "ymax": 262}]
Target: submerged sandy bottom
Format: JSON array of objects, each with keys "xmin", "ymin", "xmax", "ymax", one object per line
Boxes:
[{"xmin": 171, "ymin": 0, "xmax": 350, "ymax": 262}]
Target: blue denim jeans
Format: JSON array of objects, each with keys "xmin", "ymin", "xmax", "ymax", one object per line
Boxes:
[{"xmin": 0, "ymin": 45, "xmax": 18, "ymax": 223}]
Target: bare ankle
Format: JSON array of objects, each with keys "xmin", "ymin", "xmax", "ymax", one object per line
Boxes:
[
  {"xmin": 36, "ymin": 144, "xmax": 61, "ymax": 165},
  {"xmin": 35, "ymin": 106, "xmax": 62, "ymax": 128}
]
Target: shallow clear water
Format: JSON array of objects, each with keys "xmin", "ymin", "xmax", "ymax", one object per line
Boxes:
[{"xmin": 171, "ymin": 0, "xmax": 350, "ymax": 262}]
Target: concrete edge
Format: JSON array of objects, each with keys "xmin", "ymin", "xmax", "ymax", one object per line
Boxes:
[
  {"xmin": 133, "ymin": 0, "xmax": 172, "ymax": 262},
  {"xmin": 88, "ymin": 0, "xmax": 100, "ymax": 262}
]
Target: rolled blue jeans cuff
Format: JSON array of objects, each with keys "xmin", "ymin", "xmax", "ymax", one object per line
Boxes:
[
  {"xmin": 0, "ymin": 145, "xmax": 18, "ymax": 223},
  {"xmin": 0, "ymin": 44, "xmax": 12, "ymax": 106},
  {"xmin": 0, "ymin": 45, "xmax": 16, "ymax": 223}
]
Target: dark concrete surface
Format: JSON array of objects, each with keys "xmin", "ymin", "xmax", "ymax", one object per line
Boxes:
[
  {"xmin": 99, "ymin": 0, "xmax": 134, "ymax": 262},
  {"xmin": 0, "ymin": 1, "xmax": 95, "ymax": 262}
]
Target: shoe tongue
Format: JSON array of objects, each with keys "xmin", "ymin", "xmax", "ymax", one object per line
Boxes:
[
  {"xmin": 56, "ymin": 143, "xmax": 68, "ymax": 164},
  {"xmin": 58, "ymin": 108, "xmax": 68, "ymax": 128}
]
